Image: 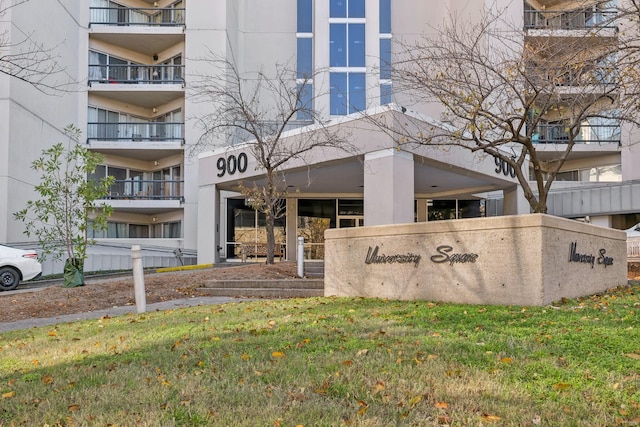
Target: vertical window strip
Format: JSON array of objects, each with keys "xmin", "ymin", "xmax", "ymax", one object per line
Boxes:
[
  {"xmin": 297, "ymin": 0, "xmax": 313, "ymax": 32},
  {"xmin": 379, "ymin": 0, "xmax": 391, "ymax": 33},
  {"xmin": 297, "ymin": 0, "xmax": 314, "ymax": 116},
  {"xmin": 379, "ymin": 0, "xmax": 391, "ymax": 105}
]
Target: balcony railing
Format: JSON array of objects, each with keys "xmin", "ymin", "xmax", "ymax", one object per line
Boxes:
[
  {"xmin": 106, "ymin": 179, "xmax": 184, "ymax": 201},
  {"xmin": 524, "ymin": 9, "xmax": 617, "ymax": 30},
  {"xmin": 87, "ymin": 122, "xmax": 184, "ymax": 143},
  {"xmin": 528, "ymin": 66, "xmax": 617, "ymax": 87},
  {"xmin": 89, "ymin": 7, "xmax": 185, "ymax": 27},
  {"xmin": 530, "ymin": 123, "xmax": 621, "ymax": 145},
  {"xmin": 88, "ymin": 64, "xmax": 184, "ymax": 86}
]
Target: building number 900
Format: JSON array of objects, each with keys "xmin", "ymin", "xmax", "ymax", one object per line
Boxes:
[
  {"xmin": 217, "ymin": 153, "xmax": 248, "ymax": 177},
  {"xmin": 494, "ymin": 157, "xmax": 517, "ymax": 178}
]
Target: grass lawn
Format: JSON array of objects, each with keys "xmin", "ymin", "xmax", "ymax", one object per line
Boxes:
[{"xmin": 1, "ymin": 284, "xmax": 639, "ymax": 426}]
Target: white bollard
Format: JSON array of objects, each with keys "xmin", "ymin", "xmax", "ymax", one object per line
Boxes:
[
  {"xmin": 297, "ymin": 237, "xmax": 304, "ymax": 278},
  {"xmin": 131, "ymin": 245, "xmax": 146, "ymax": 313}
]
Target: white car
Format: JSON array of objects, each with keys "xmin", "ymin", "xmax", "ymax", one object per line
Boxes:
[
  {"xmin": 626, "ymin": 223, "xmax": 640, "ymax": 240},
  {"xmin": 0, "ymin": 245, "xmax": 42, "ymax": 291}
]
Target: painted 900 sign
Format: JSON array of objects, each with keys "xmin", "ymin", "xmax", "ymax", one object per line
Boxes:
[
  {"xmin": 494, "ymin": 157, "xmax": 517, "ymax": 178},
  {"xmin": 217, "ymin": 153, "xmax": 248, "ymax": 177}
]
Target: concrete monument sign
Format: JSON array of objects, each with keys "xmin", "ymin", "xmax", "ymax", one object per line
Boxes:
[{"xmin": 324, "ymin": 214, "xmax": 627, "ymax": 306}]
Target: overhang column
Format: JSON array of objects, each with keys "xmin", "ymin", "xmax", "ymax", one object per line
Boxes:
[
  {"xmin": 503, "ymin": 185, "xmax": 529, "ymax": 215},
  {"xmin": 197, "ymin": 184, "xmax": 220, "ymax": 264},
  {"xmin": 364, "ymin": 149, "xmax": 415, "ymax": 226}
]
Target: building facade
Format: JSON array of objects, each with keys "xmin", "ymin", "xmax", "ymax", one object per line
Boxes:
[{"xmin": 1, "ymin": 1, "xmax": 638, "ymax": 267}]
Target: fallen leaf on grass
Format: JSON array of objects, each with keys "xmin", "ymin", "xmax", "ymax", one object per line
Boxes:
[
  {"xmin": 272, "ymin": 351, "xmax": 286, "ymax": 358},
  {"xmin": 625, "ymin": 353, "xmax": 640, "ymax": 360},
  {"xmin": 2, "ymin": 391, "xmax": 15, "ymax": 399},
  {"xmin": 552, "ymin": 382, "xmax": 572, "ymax": 390},
  {"xmin": 480, "ymin": 413, "xmax": 501, "ymax": 422},
  {"xmin": 68, "ymin": 404, "xmax": 80, "ymax": 412},
  {"xmin": 435, "ymin": 401, "xmax": 448, "ymax": 409},
  {"xmin": 41, "ymin": 375, "xmax": 54, "ymax": 385}
]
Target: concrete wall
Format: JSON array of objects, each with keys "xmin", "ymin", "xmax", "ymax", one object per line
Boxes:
[{"xmin": 325, "ymin": 214, "xmax": 627, "ymax": 306}]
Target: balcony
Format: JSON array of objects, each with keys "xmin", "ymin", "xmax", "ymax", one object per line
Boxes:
[
  {"xmin": 87, "ymin": 122, "xmax": 184, "ymax": 143},
  {"xmin": 89, "ymin": 64, "xmax": 184, "ymax": 86},
  {"xmin": 530, "ymin": 122, "xmax": 621, "ymax": 145},
  {"xmin": 87, "ymin": 122, "xmax": 184, "ymax": 161},
  {"xmin": 524, "ymin": 8, "xmax": 617, "ymax": 30},
  {"xmin": 106, "ymin": 179, "xmax": 184, "ymax": 201},
  {"xmin": 88, "ymin": 64, "xmax": 184, "ymax": 108},
  {"xmin": 89, "ymin": 7, "xmax": 185, "ymax": 27},
  {"xmin": 527, "ymin": 65, "xmax": 617, "ymax": 88}
]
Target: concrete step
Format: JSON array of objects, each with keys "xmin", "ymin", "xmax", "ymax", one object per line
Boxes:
[
  {"xmin": 303, "ymin": 261, "xmax": 325, "ymax": 277},
  {"xmin": 200, "ymin": 278, "xmax": 324, "ymax": 298}
]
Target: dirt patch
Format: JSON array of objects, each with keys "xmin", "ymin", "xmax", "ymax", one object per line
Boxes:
[{"xmin": 0, "ymin": 262, "xmax": 299, "ymax": 323}]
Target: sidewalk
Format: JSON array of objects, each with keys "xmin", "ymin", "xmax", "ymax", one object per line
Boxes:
[{"xmin": 0, "ymin": 295, "xmax": 244, "ymax": 333}]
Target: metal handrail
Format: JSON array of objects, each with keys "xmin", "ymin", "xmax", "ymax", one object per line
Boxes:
[
  {"xmin": 88, "ymin": 64, "xmax": 184, "ymax": 86},
  {"xmin": 628, "ymin": 240, "xmax": 640, "ymax": 261},
  {"xmin": 106, "ymin": 179, "xmax": 184, "ymax": 201},
  {"xmin": 89, "ymin": 7, "xmax": 185, "ymax": 27},
  {"xmin": 530, "ymin": 123, "xmax": 621, "ymax": 145},
  {"xmin": 87, "ymin": 122, "xmax": 184, "ymax": 143},
  {"xmin": 527, "ymin": 66, "xmax": 617, "ymax": 86},
  {"xmin": 524, "ymin": 9, "xmax": 617, "ymax": 30}
]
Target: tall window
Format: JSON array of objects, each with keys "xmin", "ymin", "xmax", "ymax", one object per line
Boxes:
[
  {"xmin": 329, "ymin": 0, "xmax": 366, "ymax": 115},
  {"xmin": 297, "ymin": 0, "xmax": 314, "ymax": 120},
  {"xmin": 379, "ymin": 0, "xmax": 392, "ymax": 105}
]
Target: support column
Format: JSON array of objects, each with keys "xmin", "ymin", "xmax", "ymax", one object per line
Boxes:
[
  {"xmin": 503, "ymin": 185, "xmax": 529, "ymax": 215},
  {"xmin": 364, "ymin": 149, "xmax": 414, "ymax": 226},
  {"xmin": 285, "ymin": 198, "xmax": 298, "ymax": 261},
  {"xmin": 197, "ymin": 184, "xmax": 220, "ymax": 264}
]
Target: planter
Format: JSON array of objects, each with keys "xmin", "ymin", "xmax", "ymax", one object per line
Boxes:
[{"xmin": 324, "ymin": 214, "xmax": 627, "ymax": 306}]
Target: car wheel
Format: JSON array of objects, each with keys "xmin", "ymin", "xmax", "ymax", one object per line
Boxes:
[{"xmin": 0, "ymin": 267, "xmax": 20, "ymax": 291}]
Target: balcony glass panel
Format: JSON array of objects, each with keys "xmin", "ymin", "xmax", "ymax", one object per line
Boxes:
[
  {"xmin": 87, "ymin": 122, "xmax": 184, "ymax": 142},
  {"xmin": 524, "ymin": 7, "xmax": 617, "ymax": 30},
  {"xmin": 88, "ymin": 64, "xmax": 185, "ymax": 85},
  {"xmin": 106, "ymin": 179, "xmax": 184, "ymax": 200},
  {"xmin": 89, "ymin": 6, "xmax": 185, "ymax": 27},
  {"xmin": 530, "ymin": 121, "xmax": 620, "ymax": 145}
]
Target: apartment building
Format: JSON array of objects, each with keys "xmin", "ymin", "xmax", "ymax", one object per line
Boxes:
[{"xmin": 1, "ymin": 0, "xmax": 638, "ymax": 267}]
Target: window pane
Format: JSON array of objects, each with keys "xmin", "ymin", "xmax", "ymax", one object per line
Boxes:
[
  {"xmin": 297, "ymin": 38, "xmax": 313, "ymax": 78},
  {"xmin": 129, "ymin": 224, "xmax": 149, "ymax": 238},
  {"xmin": 330, "ymin": 73, "xmax": 348, "ymax": 115},
  {"xmin": 330, "ymin": 0, "xmax": 346, "ymax": 17},
  {"xmin": 348, "ymin": 0, "xmax": 365, "ymax": 17},
  {"xmin": 108, "ymin": 166, "xmax": 126, "ymax": 180},
  {"xmin": 297, "ymin": 83, "xmax": 314, "ymax": 121},
  {"xmin": 349, "ymin": 72, "xmax": 366, "ymax": 113},
  {"xmin": 297, "ymin": 0, "xmax": 313, "ymax": 32},
  {"xmin": 379, "ymin": 0, "xmax": 391, "ymax": 33},
  {"xmin": 381, "ymin": 83, "xmax": 392, "ymax": 105},
  {"xmin": 348, "ymin": 24, "xmax": 365, "ymax": 67},
  {"xmin": 380, "ymin": 38, "xmax": 392, "ymax": 79},
  {"xmin": 330, "ymin": 24, "xmax": 347, "ymax": 67}
]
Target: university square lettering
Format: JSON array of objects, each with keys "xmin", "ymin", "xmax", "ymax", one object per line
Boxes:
[
  {"xmin": 568, "ymin": 242, "xmax": 614, "ymax": 268},
  {"xmin": 365, "ymin": 246, "xmax": 422, "ymax": 268},
  {"xmin": 430, "ymin": 245, "xmax": 479, "ymax": 266}
]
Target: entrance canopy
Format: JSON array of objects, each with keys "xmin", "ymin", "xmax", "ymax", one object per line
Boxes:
[
  {"xmin": 199, "ymin": 106, "xmax": 520, "ymax": 200},
  {"xmin": 197, "ymin": 106, "xmax": 525, "ymax": 263}
]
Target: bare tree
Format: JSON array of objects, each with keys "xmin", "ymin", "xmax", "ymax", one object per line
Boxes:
[
  {"xmin": 386, "ymin": 4, "xmax": 628, "ymax": 213},
  {"xmin": 189, "ymin": 53, "xmax": 352, "ymax": 264},
  {"xmin": 0, "ymin": 0, "xmax": 69, "ymax": 93}
]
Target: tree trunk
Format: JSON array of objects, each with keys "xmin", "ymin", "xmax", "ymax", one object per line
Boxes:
[{"xmin": 265, "ymin": 211, "xmax": 276, "ymax": 265}]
